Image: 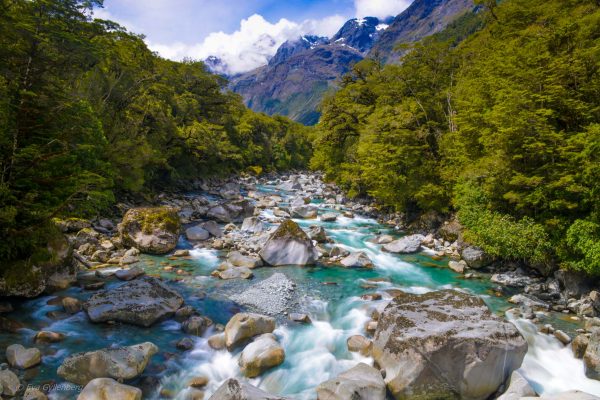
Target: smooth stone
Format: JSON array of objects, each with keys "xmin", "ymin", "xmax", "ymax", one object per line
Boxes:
[
  {"xmin": 6, "ymin": 344, "xmax": 42, "ymax": 369},
  {"xmin": 200, "ymin": 220, "xmax": 223, "ymax": 237},
  {"xmin": 347, "ymin": 335, "xmax": 372, "ymax": 356},
  {"xmin": 340, "ymin": 252, "xmax": 373, "ymax": 268},
  {"xmin": 461, "ymin": 246, "xmax": 492, "ymax": 269},
  {"xmin": 239, "ymin": 333, "xmax": 285, "ymax": 378},
  {"xmin": 241, "ymin": 217, "xmax": 265, "ymax": 233},
  {"xmin": 208, "ymin": 333, "xmax": 226, "ymax": 350},
  {"xmin": 0, "ymin": 369, "xmax": 20, "ymax": 396},
  {"xmin": 288, "ymin": 313, "xmax": 311, "ymax": 323},
  {"xmin": 176, "ymin": 337, "xmax": 195, "ymax": 351},
  {"xmin": 208, "ymin": 378, "xmax": 288, "ymax": 400},
  {"xmin": 173, "ymin": 249, "xmax": 190, "ymax": 257},
  {"xmin": 212, "ymin": 267, "xmax": 253, "ymax": 280},
  {"xmin": 224, "ymin": 313, "xmax": 276, "ymax": 350},
  {"xmin": 320, "ymin": 212, "xmax": 338, "ymax": 222},
  {"xmin": 228, "ymin": 251, "xmax": 263, "ymax": 269},
  {"xmin": 316, "ymin": 363, "xmax": 386, "ymax": 400},
  {"xmin": 182, "ymin": 316, "xmax": 212, "ymax": 336},
  {"xmin": 24, "ymin": 387, "xmax": 48, "ymax": 400},
  {"xmin": 573, "ymin": 334, "xmax": 589, "ymax": 359},
  {"xmin": 35, "ymin": 330, "xmax": 65, "ymax": 343},
  {"xmin": 449, "ymin": 260, "xmax": 468, "ymax": 273},
  {"xmin": 115, "ymin": 266, "xmax": 145, "ymax": 281},
  {"xmin": 186, "ymin": 226, "xmax": 210, "ymax": 241},
  {"xmin": 382, "ymin": 234, "xmax": 424, "ymax": 254},
  {"xmin": 77, "ymin": 378, "xmax": 142, "ymax": 400},
  {"xmin": 58, "ymin": 342, "xmax": 158, "ymax": 385}
]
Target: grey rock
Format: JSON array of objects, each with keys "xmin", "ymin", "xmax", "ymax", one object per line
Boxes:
[
  {"xmin": 201, "ymin": 220, "xmax": 223, "ymax": 237},
  {"xmin": 372, "ymin": 289, "xmax": 527, "ymax": 400},
  {"xmin": 6, "ymin": 344, "xmax": 41, "ymax": 369},
  {"xmin": 320, "ymin": 212, "xmax": 338, "ymax": 222},
  {"xmin": 242, "ymin": 217, "xmax": 265, "ymax": 233},
  {"xmin": 496, "ymin": 370, "xmax": 536, "ymax": 400},
  {"xmin": 118, "ymin": 207, "xmax": 180, "ymax": 254},
  {"xmin": 186, "ymin": 225, "xmax": 210, "ymax": 241},
  {"xmin": 239, "ymin": 333, "xmax": 285, "ymax": 378},
  {"xmin": 340, "ymin": 252, "xmax": 373, "ymax": 269},
  {"xmin": 259, "ymin": 219, "xmax": 318, "ymax": 266},
  {"xmin": 115, "ymin": 266, "xmax": 145, "ymax": 281},
  {"xmin": 83, "ymin": 277, "xmax": 184, "ymax": 327},
  {"xmin": 228, "ymin": 251, "xmax": 263, "ymax": 269},
  {"xmin": 382, "ymin": 234, "xmax": 424, "ymax": 254},
  {"xmin": 461, "ymin": 246, "xmax": 492, "ymax": 269},
  {"xmin": 209, "ymin": 378, "xmax": 288, "ymax": 400},
  {"xmin": 77, "ymin": 378, "xmax": 142, "ymax": 400},
  {"xmin": 182, "ymin": 316, "xmax": 213, "ymax": 336},
  {"xmin": 58, "ymin": 342, "xmax": 158, "ymax": 385},
  {"xmin": 290, "ymin": 205, "xmax": 318, "ymax": 219},
  {"xmin": 212, "ymin": 266, "xmax": 253, "ymax": 280},
  {"xmin": 316, "ymin": 363, "xmax": 386, "ymax": 400},
  {"xmin": 0, "ymin": 369, "xmax": 20, "ymax": 396}
]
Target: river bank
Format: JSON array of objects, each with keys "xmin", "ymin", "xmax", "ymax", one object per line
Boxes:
[{"xmin": 0, "ymin": 172, "xmax": 599, "ymax": 399}]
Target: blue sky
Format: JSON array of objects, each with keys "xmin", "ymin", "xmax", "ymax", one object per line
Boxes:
[{"xmin": 95, "ymin": 0, "xmax": 412, "ymax": 73}]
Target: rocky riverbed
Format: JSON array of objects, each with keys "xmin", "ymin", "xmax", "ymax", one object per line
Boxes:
[{"xmin": 1, "ymin": 172, "xmax": 600, "ymax": 399}]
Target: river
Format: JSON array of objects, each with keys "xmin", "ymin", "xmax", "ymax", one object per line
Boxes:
[{"xmin": 2, "ymin": 178, "xmax": 600, "ymax": 399}]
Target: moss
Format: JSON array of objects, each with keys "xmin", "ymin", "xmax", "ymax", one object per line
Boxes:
[
  {"xmin": 124, "ymin": 207, "xmax": 180, "ymax": 235},
  {"xmin": 271, "ymin": 219, "xmax": 308, "ymax": 241}
]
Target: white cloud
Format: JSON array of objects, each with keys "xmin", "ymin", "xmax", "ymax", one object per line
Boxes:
[
  {"xmin": 354, "ymin": 0, "xmax": 411, "ymax": 19},
  {"xmin": 147, "ymin": 13, "xmax": 346, "ymax": 75}
]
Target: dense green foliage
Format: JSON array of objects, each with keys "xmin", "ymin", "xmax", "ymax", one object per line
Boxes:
[
  {"xmin": 0, "ymin": 0, "xmax": 312, "ymax": 263},
  {"xmin": 312, "ymin": 0, "xmax": 600, "ymax": 273}
]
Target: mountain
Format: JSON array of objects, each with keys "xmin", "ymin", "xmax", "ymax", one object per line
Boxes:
[
  {"xmin": 331, "ymin": 16, "xmax": 391, "ymax": 53},
  {"xmin": 228, "ymin": 0, "xmax": 474, "ymax": 125},
  {"xmin": 369, "ymin": 0, "xmax": 475, "ymax": 59}
]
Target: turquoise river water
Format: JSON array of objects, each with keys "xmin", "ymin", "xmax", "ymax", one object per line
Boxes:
[{"xmin": 2, "ymin": 182, "xmax": 600, "ymax": 399}]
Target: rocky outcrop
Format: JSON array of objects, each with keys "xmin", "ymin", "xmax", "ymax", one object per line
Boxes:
[
  {"xmin": 77, "ymin": 378, "xmax": 142, "ymax": 400},
  {"xmin": 209, "ymin": 378, "xmax": 289, "ymax": 400},
  {"xmin": 118, "ymin": 207, "xmax": 180, "ymax": 254},
  {"xmin": 58, "ymin": 342, "xmax": 158, "ymax": 385},
  {"xmin": 239, "ymin": 333, "xmax": 285, "ymax": 377},
  {"xmin": 316, "ymin": 363, "xmax": 386, "ymax": 400},
  {"xmin": 382, "ymin": 234, "xmax": 424, "ymax": 254},
  {"xmin": 372, "ymin": 289, "xmax": 527, "ymax": 400},
  {"xmin": 84, "ymin": 277, "xmax": 184, "ymax": 327},
  {"xmin": 224, "ymin": 313, "xmax": 276, "ymax": 350},
  {"xmin": 0, "ymin": 224, "xmax": 72, "ymax": 297},
  {"xmin": 259, "ymin": 219, "xmax": 318, "ymax": 266}
]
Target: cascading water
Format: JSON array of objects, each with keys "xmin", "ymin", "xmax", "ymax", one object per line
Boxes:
[{"xmin": 1, "ymin": 179, "xmax": 598, "ymax": 399}]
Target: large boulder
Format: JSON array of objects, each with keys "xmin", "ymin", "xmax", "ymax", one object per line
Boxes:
[
  {"xmin": 382, "ymin": 234, "xmax": 424, "ymax": 254},
  {"xmin": 0, "ymin": 224, "xmax": 72, "ymax": 297},
  {"xmin": 209, "ymin": 378, "xmax": 288, "ymax": 400},
  {"xmin": 58, "ymin": 342, "xmax": 158, "ymax": 385},
  {"xmin": 259, "ymin": 219, "xmax": 318, "ymax": 266},
  {"xmin": 77, "ymin": 378, "xmax": 142, "ymax": 400},
  {"xmin": 224, "ymin": 313, "xmax": 276, "ymax": 350},
  {"xmin": 461, "ymin": 246, "xmax": 492, "ymax": 269},
  {"xmin": 372, "ymin": 289, "xmax": 527, "ymax": 400},
  {"xmin": 118, "ymin": 207, "xmax": 180, "ymax": 254},
  {"xmin": 185, "ymin": 225, "xmax": 210, "ymax": 241},
  {"xmin": 84, "ymin": 277, "xmax": 184, "ymax": 327},
  {"xmin": 316, "ymin": 363, "xmax": 386, "ymax": 400},
  {"xmin": 239, "ymin": 333, "xmax": 285, "ymax": 378}
]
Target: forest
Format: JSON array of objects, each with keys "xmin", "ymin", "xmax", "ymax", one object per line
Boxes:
[
  {"xmin": 0, "ymin": 0, "xmax": 312, "ymax": 265},
  {"xmin": 311, "ymin": 0, "xmax": 600, "ymax": 274}
]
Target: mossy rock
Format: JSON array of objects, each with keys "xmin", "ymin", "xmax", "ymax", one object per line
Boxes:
[
  {"xmin": 118, "ymin": 207, "xmax": 181, "ymax": 255},
  {"xmin": 0, "ymin": 224, "xmax": 72, "ymax": 297},
  {"xmin": 52, "ymin": 217, "xmax": 91, "ymax": 233}
]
